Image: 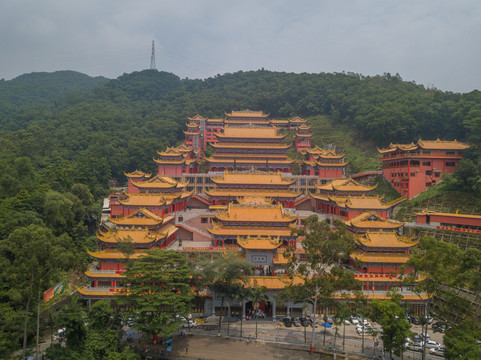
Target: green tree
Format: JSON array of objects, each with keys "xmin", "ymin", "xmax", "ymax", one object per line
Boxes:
[
  {"xmin": 246, "ymin": 282, "xmax": 268, "ymax": 339},
  {"xmin": 284, "ymin": 216, "xmax": 359, "ymax": 352},
  {"xmin": 444, "ymin": 322, "xmax": 481, "ymax": 360},
  {"xmin": 370, "ymin": 299, "xmax": 411, "ymax": 359},
  {"xmin": 190, "ymin": 252, "xmax": 253, "ymax": 335},
  {"xmin": 406, "ymin": 236, "xmax": 462, "ymax": 359},
  {"xmin": 0, "ymin": 224, "xmax": 77, "ymax": 358},
  {"xmin": 122, "ymin": 249, "xmax": 193, "ymax": 340}
]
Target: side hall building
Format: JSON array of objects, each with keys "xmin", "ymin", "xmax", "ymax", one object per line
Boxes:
[{"xmin": 378, "ymin": 139, "xmax": 468, "ymax": 199}]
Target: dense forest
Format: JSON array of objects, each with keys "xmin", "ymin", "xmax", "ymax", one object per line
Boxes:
[{"xmin": 1, "ymin": 69, "xmax": 481, "ymax": 357}]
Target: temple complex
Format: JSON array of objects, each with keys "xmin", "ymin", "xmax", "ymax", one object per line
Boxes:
[
  {"xmin": 378, "ymin": 139, "xmax": 469, "ymax": 199},
  {"xmin": 205, "ymin": 170, "xmax": 302, "ymax": 208},
  {"xmin": 79, "ymin": 108, "xmax": 443, "ymax": 316},
  {"xmin": 301, "ymin": 146, "xmax": 348, "ymax": 178}
]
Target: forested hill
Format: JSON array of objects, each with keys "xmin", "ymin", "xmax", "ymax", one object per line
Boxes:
[
  {"xmin": 1, "ymin": 69, "xmax": 480, "ymax": 183},
  {"xmin": 0, "ymin": 70, "xmax": 108, "ymax": 106}
]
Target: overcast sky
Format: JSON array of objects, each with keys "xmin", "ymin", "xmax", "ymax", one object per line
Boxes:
[{"xmin": 1, "ymin": 0, "xmax": 480, "ymax": 93}]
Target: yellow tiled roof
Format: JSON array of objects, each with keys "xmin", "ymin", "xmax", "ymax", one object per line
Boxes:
[
  {"xmin": 216, "ymin": 125, "xmax": 285, "ymax": 139},
  {"xmin": 206, "ymin": 157, "xmax": 295, "ymax": 165},
  {"xmin": 124, "ymin": 170, "xmax": 151, "ymax": 178},
  {"xmin": 244, "ymin": 275, "xmax": 304, "ymax": 289},
  {"xmin": 237, "ymin": 236, "xmax": 282, "ymax": 250},
  {"xmin": 208, "ymin": 224, "xmax": 295, "ymax": 237},
  {"xmin": 211, "ymin": 170, "xmax": 296, "ymax": 186},
  {"xmin": 109, "ymin": 208, "xmax": 165, "ymax": 226},
  {"xmin": 418, "ymin": 139, "xmax": 469, "ymax": 150},
  {"xmin": 131, "ymin": 175, "xmax": 188, "ymax": 189},
  {"xmin": 415, "ymin": 210, "xmax": 481, "ymax": 220},
  {"xmin": 357, "ymin": 231, "xmax": 418, "ymax": 248},
  {"xmin": 226, "ymin": 110, "xmax": 268, "ymax": 118},
  {"xmin": 85, "ymin": 270, "xmax": 125, "ymax": 279},
  {"xmin": 206, "ymin": 188, "xmax": 301, "ymax": 199},
  {"xmin": 315, "ymin": 178, "xmax": 376, "ymax": 192},
  {"xmin": 346, "ymin": 212, "xmax": 404, "ymax": 229},
  {"xmin": 118, "ymin": 192, "xmax": 188, "ymax": 207},
  {"xmin": 330, "ymin": 195, "xmax": 391, "ymax": 210},
  {"xmin": 215, "ymin": 199, "xmax": 298, "ymax": 223},
  {"xmin": 188, "ymin": 114, "xmax": 207, "ymax": 121},
  {"xmin": 209, "ymin": 142, "xmax": 291, "ymax": 150},
  {"xmin": 87, "ymin": 249, "xmax": 147, "ymax": 260},
  {"xmin": 97, "ymin": 228, "xmax": 167, "ymax": 244},
  {"xmin": 378, "ymin": 139, "xmax": 468, "ymax": 153},
  {"xmin": 351, "ymin": 251, "xmax": 410, "ymax": 263},
  {"xmin": 302, "ymin": 146, "xmax": 345, "ymax": 157}
]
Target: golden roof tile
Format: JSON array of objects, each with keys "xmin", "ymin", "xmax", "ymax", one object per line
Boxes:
[
  {"xmin": 209, "ymin": 142, "xmax": 291, "ymax": 150},
  {"xmin": 346, "ymin": 212, "xmax": 404, "ymax": 229},
  {"xmin": 216, "ymin": 125, "xmax": 285, "ymax": 139},
  {"xmin": 206, "ymin": 188, "xmax": 301, "ymax": 199},
  {"xmin": 109, "ymin": 208, "xmax": 165, "ymax": 226},
  {"xmin": 131, "ymin": 175, "xmax": 188, "ymax": 189},
  {"xmin": 211, "ymin": 170, "xmax": 296, "ymax": 186},
  {"xmin": 215, "ymin": 199, "xmax": 298, "ymax": 223},
  {"xmin": 124, "ymin": 170, "xmax": 151, "ymax": 178},
  {"xmin": 243, "ymin": 275, "xmax": 304, "ymax": 289},
  {"xmin": 87, "ymin": 249, "xmax": 147, "ymax": 260},
  {"xmin": 237, "ymin": 236, "xmax": 282, "ymax": 250},
  {"xmin": 226, "ymin": 110, "xmax": 268, "ymax": 118},
  {"xmin": 207, "ymin": 223, "xmax": 295, "ymax": 237},
  {"xmin": 351, "ymin": 251, "xmax": 410, "ymax": 263},
  {"xmin": 417, "ymin": 139, "xmax": 469, "ymax": 150},
  {"xmin": 357, "ymin": 231, "xmax": 418, "ymax": 248},
  {"xmin": 315, "ymin": 178, "xmax": 377, "ymax": 192}
]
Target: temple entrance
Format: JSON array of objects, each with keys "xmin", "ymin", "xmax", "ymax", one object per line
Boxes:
[{"xmin": 245, "ymin": 301, "xmax": 273, "ymax": 318}]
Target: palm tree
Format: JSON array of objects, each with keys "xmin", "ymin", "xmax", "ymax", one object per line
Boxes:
[{"xmin": 247, "ymin": 282, "xmax": 268, "ymax": 340}]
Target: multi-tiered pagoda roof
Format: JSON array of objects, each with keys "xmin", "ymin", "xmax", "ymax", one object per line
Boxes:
[{"xmin": 206, "ymin": 170, "xmax": 302, "ymax": 208}]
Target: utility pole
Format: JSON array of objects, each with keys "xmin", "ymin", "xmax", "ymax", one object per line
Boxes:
[{"xmin": 150, "ymin": 40, "xmax": 156, "ymax": 70}]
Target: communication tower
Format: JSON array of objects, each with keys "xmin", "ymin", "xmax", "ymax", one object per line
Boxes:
[{"xmin": 150, "ymin": 40, "xmax": 156, "ymax": 70}]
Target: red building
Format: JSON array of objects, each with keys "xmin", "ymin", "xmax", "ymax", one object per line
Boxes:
[
  {"xmin": 154, "ymin": 145, "xmax": 199, "ymax": 176},
  {"xmin": 301, "ymin": 146, "xmax": 348, "ymax": 178},
  {"xmin": 416, "ymin": 210, "xmax": 481, "ymax": 234},
  {"xmin": 310, "ymin": 178, "xmax": 393, "ymax": 219},
  {"xmin": 378, "ymin": 139, "xmax": 469, "ymax": 199},
  {"xmin": 184, "ymin": 110, "xmax": 310, "ymax": 154},
  {"xmin": 78, "ymin": 208, "xmax": 178, "ymax": 299},
  {"xmin": 110, "ymin": 174, "xmax": 193, "ymax": 218},
  {"xmin": 205, "ymin": 170, "xmax": 302, "ymax": 208},
  {"xmin": 295, "ymin": 124, "xmax": 312, "ymax": 152},
  {"xmin": 205, "ymin": 126, "xmax": 296, "ymax": 172}
]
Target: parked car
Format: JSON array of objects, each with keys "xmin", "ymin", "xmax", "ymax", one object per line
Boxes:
[
  {"xmin": 343, "ymin": 318, "xmax": 351, "ymax": 325},
  {"xmin": 412, "ymin": 334, "xmax": 423, "ymax": 343},
  {"xmin": 420, "ymin": 332, "xmax": 430, "ymax": 341},
  {"xmin": 407, "ymin": 343, "xmax": 423, "ymax": 352},
  {"xmin": 282, "ymin": 317, "xmax": 292, "ymax": 327},
  {"xmin": 299, "ymin": 317, "xmax": 309, "ymax": 327},
  {"xmin": 293, "ymin": 317, "xmax": 301, "ymax": 327},
  {"xmin": 429, "ymin": 347, "xmax": 445, "ymax": 357},
  {"xmin": 425, "ymin": 340, "xmax": 441, "ymax": 348},
  {"xmin": 308, "ymin": 318, "xmax": 318, "ymax": 328}
]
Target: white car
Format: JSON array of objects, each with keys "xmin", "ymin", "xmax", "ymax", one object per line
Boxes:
[{"xmin": 425, "ymin": 340, "xmax": 441, "ymax": 348}]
